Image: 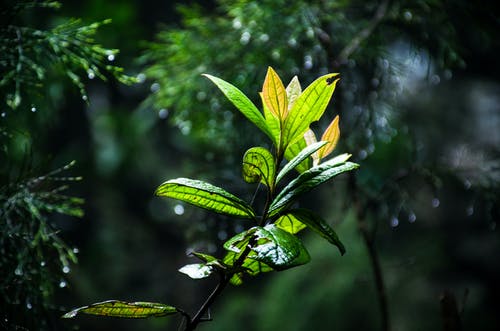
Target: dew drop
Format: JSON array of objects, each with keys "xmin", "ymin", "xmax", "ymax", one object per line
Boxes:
[
  {"xmin": 62, "ymin": 265, "xmax": 70, "ymax": 274},
  {"xmin": 174, "ymin": 204, "xmax": 185, "ymax": 215},
  {"xmin": 158, "ymin": 108, "xmax": 169, "ymax": 119},
  {"xmin": 431, "ymin": 198, "xmax": 440, "ymax": 208}
]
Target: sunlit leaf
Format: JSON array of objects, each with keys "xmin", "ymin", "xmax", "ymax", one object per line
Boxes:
[
  {"xmin": 262, "ymin": 67, "xmax": 288, "ymax": 121},
  {"xmin": 178, "ymin": 263, "xmax": 214, "ymax": 279},
  {"xmin": 282, "ymin": 73, "xmax": 339, "ymax": 148},
  {"xmin": 62, "ymin": 300, "xmax": 178, "ymax": 319},
  {"xmin": 318, "ymin": 115, "xmax": 340, "ymax": 161},
  {"xmin": 274, "ymin": 212, "xmax": 307, "ymax": 234},
  {"xmin": 242, "ymin": 147, "xmax": 276, "ymax": 188},
  {"xmin": 303, "ymin": 129, "xmax": 320, "ymax": 165},
  {"xmin": 284, "ymin": 209, "xmax": 345, "ymax": 255},
  {"xmin": 262, "ymin": 94, "xmax": 281, "ymax": 146},
  {"xmin": 277, "ymin": 141, "xmax": 327, "ymax": 183},
  {"xmin": 285, "ymin": 76, "xmax": 302, "ymax": 111},
  {"xmin": 269, "ymin": 154, "xmax": 358, "ymax": 215},
  {"xmin": 155, "ymin": 178, "xmax": 255, "ymax": 219},
  {"xmin": 203, "ymin": 74, "xmax": 273, "ymax": 140}
]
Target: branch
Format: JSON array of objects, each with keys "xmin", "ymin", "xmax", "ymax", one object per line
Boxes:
[{"xmin": 334, "ymin": 0, "xmax": 390, "ymax": 67}]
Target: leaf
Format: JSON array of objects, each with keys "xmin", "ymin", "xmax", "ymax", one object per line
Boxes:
[
  {"xmin": 303, "ymin": 129, "xmax": 320, "ymax": 165},
  {"xmin": 284, "ymin": 138, "xmax": 311, "ymax": 174},
  {"xmin": 261, "ymin": 67, "xmax": 288, "ymax": 121},
  {"xmin": 284, "ymin": 209, "xmax": 345, "ymax": 255},
  {"xmin": 178, "ymin": 263, "xmax": 214, "ymax": 279},
  {"xmin": 155, "ymin": 178, "xmax": 255, "ymax": 219},
  {"xmin": 224, "ymin": 225, "xmax": 310, "ymax": 271},
  {"xmin": 242, "ymin": 147, "xmax": 276, "ymax": 188},
  {"xmin": 277, "ymin": 141, "xmax": 327, "ymax": 183},
  {"xmin": 62, "ymin": 300, "xmax": 178, "ymax": 319},
  {"xmin": 262, "ymin": 94, "xmax": 281, "ymax": 146},
  {"xmin": 282, "ymin": 73, "xmax": 339, "ymax": 148},
  {"xmin": 285, "ymin": 76, "xmax": 302, "ymax": 111},
  {"xmin": 203, "ymin": 74, "xmax": 273, "ymax": 140},
  {"xmin": 269, "ymin": 154, "xmax": 359, "ymax": 215},
  {"xmin": 274, "ymin": 212, "xmax": 307, "ymax": 234},
  {"xmin": 250, "ymin": 225, "xmax": 310, "ymax": 270},
  {"xmin": 318, "ymin": 115, "xmax": 340, "ymax": 161}
]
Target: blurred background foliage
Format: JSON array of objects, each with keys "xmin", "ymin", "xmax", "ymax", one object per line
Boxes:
[{"xmin": 1, "ymin": 0, "xmax": 499, "ymax": 330}]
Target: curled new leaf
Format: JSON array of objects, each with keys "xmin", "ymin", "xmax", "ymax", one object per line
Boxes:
[
  {"xmin": 270, "ymin": 154, "xmax": 359, "ymax": 215},
  {"xmin": 242, "ymin": 147, "xmax": 276, "ymax": 188},
  {"xmin": 155, "ymin": 178, "xmax": 255, "ymax": 219},
  {"xmin": 62, "ymin": 300, "xmax": 179, "ymax": 319}
]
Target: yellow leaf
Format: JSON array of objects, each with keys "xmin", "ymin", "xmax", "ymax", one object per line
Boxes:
[
  {"xmin": 318, "ymin": 115, "xmax": 340, "ymax": 160},
  {"xmin": 262, "ymin": 67, "xmax": 288, "ymax": 121},
  {"xmin": 303, "ymin": 129, "xmax": 320, "ymax": 166},
  {"xmin": 285, "ymin": 76, "xmax": 301, "ymax": 111}
]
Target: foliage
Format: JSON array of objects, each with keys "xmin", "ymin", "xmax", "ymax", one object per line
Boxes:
[{"xmin": 63, "ymin": 68, "xmax": 359, "ymax": 329}]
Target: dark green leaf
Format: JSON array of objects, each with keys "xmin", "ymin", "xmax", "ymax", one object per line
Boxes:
[
  {"xmin": 285, "ymin": 209, "xmax": 345, "ymax": 255},
  {"xmin": 155, "ymin": 178, "xmax": 255, "ymax": 219},
  {"xmin": 203, "ymin": 74, "xmax": 273, "ymax": 140},
  {"xmin": 269, "ymin": 154, "xmax": 359, "ymax": 215},
  {"xmin": 62, "ymin": 300, "xmax": 178, "ymax": 319},
  {"xmin": 284, "ymin": 138, "xmax": 311, "ymax": 173},
  {"xmin": 242, "ymin": 147, "xmax": 276, "ymax": 188},
  {"xmin": 277, "ymin": 141, "xmax": 327, "ymax": 183}
]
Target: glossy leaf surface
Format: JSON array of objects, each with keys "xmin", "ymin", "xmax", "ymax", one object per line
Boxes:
[
  {"xmin": 285, "ymin": 209, "xmax": 345, "ymax": 255},
  {"xmin": 62, "ymin": 300, "xmax": 178, "ymax": 319},
  {"xmin": 277, "ymin": 141, "xmax": 327, "ymax": 183},
  {"xmin": 282, "ymin": 73, "xmax": 339, "ymax": 148},
  {"xmin": 155, "ymin": 178, "xmax": 255, "ymax": 219},
  {"xmin": 270, "ymin": 154, "xmax": 358, "ymax": 215},
  {"xmin": 262, "ymin": 67, "xmax": 288, "ymax": 121},
  {"xmin": 242, "ymin": 147, "xmax": 276, "ymax": 188},
  {"xmin": 274, "ymin": 212, "xmax": 307, "ymax": 234},
  {"xmin": 203, "ymin": 74, "xmax": 272, "ymax": 140},
  {"xmin": 179, "ymin": 263, "xmax": 214, "ymax": 279}
]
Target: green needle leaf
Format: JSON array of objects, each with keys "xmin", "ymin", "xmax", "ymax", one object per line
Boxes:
[
  {"xmin": 62, "ymin": 300, "xmax": 179, "ymax": 319},
  {"xmin": 270, "ymin": 154, "xmax": 359, "ymax": 215},
  {"xmin": 156, "ymin": 178, "xmax": 255, "ymax": 219},
  {"xmin": 203, "ymin": 74, "xmax": 273, "ymax": 140},
  {"xmin": 242, "ymin": 147, "xmax": 276, "ymax": 188}
]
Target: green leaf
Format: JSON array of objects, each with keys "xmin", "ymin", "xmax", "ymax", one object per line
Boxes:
[
  {"xmin": 242, "ymin": 147, "xmax": 276, "ymax": 188},
  {"xmin": 261, "ymin": 67, "xmax": 288, "ymax": 121},
  {"xmin": 284, "ymin": 138, "xmax": 311, "ymax": 174},
  {"xmin": 178, "ymin": 263, "xmax": 214, "ymax": 279},
  {"xmin": 277, "ymin": 141, "xmax": 327, "ymax": 183},
  {"xmin": 224, "ymin": 225, "xmax": 310, "ymax": 271},
  {"xmin": 203, "ymin": 74, "xmax": 273, "ymax": 140},
  {"xmin": 155, "ymin": 178, "xmax": 255, "ymax": 219},
  {"xmin": 269, "ymin": 154, "xmax": 359, "ymax": 215},
  {"xmin": 284, "ymin": 209, "xmax": 345, "ymax": 255},
  {"xmin": 262, "ymin": 95, "xmax": 281, "ymax": 146},
  {"xmin": 62, "ymin": 300, "xmax": 178, "ymax": 319},
  {"xmin": 274, "ymin": 212, "xmax": 307, "ymax": 234},
  {"xmin": 282, "ymin": 73, "xmax": 339, "ymax": 148}
]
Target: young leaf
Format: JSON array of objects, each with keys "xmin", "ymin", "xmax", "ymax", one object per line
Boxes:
[
  {"xmin": 261, "ymin": 67, "xmax": 288, "ymax": 121},
  {"xmin": 155, "ymin": 178, "xmax": 255, "ymax": 219},
  {"xmin": 285, "ymin": 76, "xmax": 302, "ymax": 111},
  {"xmin": 262, "ymin": 93, "xmax": 281, "ymax": 146},
  {"xmin": 62, "ymin": 300, "xmax": 179, "ymax": 319},
  {"xmin": 284, "ymin": 209, "xmax": 345, "ymax": 255},
  {"xmin": 242, "ymin": 147, "xmax": 276, "ymax": 188},
  {"xmin": 269, "ymin": 154, "xmax": 359, "ymax": 215},
  {"xmin": 203, "ymin": 74, "xmax": 273, "ymax": 140},
  {"xmin": 179, "ymin": 264, "xmax": 214, "ymax": 279},
  {"xmin": 277, "ymin": 141, "xmax": 327, "ymax": 183},
  {"xmin": 282, "ymin": 73, "xmax": 339, "ymax": 148},
  {"xmin": 274, "ymin": 213, "xmax": 307, "ymax": 234},
  {"xmin": 318, "ymin": 115, "xmax": 340, "ymax": 161}
]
